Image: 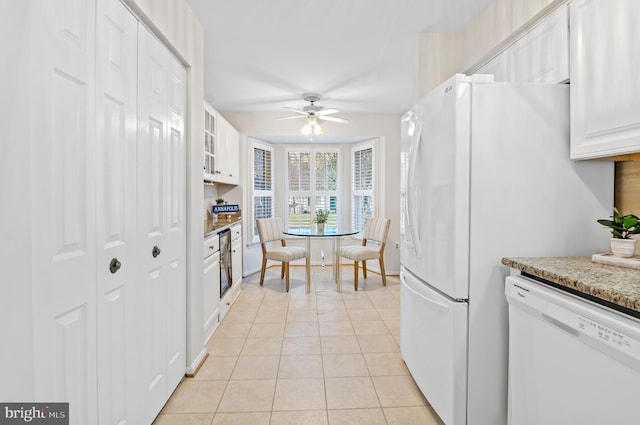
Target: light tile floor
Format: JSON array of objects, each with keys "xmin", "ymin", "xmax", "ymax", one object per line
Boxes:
[{"xmin": 153, "ymin": 265, "xmax": 444, "ymax": 425}]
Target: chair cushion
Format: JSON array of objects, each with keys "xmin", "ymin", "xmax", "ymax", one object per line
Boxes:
[
  {"xmin": 340, "ymin": 245, "xmax": 381, "ymax": 261},
  {"xmin": 266, "ymin": 246, "xmax": 306, "ymax": 262}
]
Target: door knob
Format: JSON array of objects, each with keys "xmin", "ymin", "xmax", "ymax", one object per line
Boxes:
[
  {"xmin": 109, "ymin": 258, "xmax": 121, "ymax": 274},
  {"xmin": 152, "ymin": 246, "xmax": 161, "ymax": 258}
]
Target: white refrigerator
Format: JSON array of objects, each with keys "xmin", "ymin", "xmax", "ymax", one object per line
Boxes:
[{"xmin": 399, "ymin": 74, "xmax": 613, "ymax": 425}]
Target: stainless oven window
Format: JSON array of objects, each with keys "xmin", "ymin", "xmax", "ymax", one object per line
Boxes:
[{"xmin": 219, "ymin": 229, "xmax": 232, "ymax": 298}]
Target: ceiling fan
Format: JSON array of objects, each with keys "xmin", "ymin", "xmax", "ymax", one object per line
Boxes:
[{"xmin": 278, "ymin": 94, "xmax": 349, "ymax": 135}]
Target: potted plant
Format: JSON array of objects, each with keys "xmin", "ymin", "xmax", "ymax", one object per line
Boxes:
[
  {"xmin": 597, "ymin": 208, "xmax": 640, "ymax": 257},
  {"xmin": 215, "ymin": 197, "xmax": 225, "ymax": 205},
  {"xmin": 313, "ymin": 209, "xmax": 330, "ymax": 231}
]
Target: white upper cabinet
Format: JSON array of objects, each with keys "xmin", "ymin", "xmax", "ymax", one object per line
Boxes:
[
  {"xmin": 474, "ymin": 5, "xmax": 568, "ymax": 84},
  {"xmin": 218, "ymin": 116, "xmax": 240, "ymax": 184},
  {"xmin": 570, "ymin": 0, "xmax": 640, "ymax": 159},
  {"xmin": 476, "ymin": 51, "xmax": 509, "ymax": 81},
  {"xmin": 204, "ymin": 107, "xmax": 216, "ymax": 181},
  {"xmin": 204, "ymin": 102, "xmax": 240, "ymax": 185},
  {"xmin": 508, "ymin": 4, "xmax": 569, "ymax": 83}
]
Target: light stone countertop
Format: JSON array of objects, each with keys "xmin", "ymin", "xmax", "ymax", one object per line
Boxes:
[
  {"xmin": 204, "ymin": 217, "xmax": 242, "ymax": 238},
  {"xmin": 502, "ymin": 256, "xmax": 640, "ymax": 314}
]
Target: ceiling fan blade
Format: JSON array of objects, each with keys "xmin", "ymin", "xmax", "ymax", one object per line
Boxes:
[
  {"xmin": 318, "ymin": 115, "xmax": 349, "ymax": 124},
  {"xmin": 316, "ymin": 108, "xmax": 340, "ymax": 116},
  {"xmin": 282, "ymin": 106, "xmax": 308, "ymax": 115},
  {"xmin": 277, "ymin": 115, "xmax": 307, "ymax": 121}
]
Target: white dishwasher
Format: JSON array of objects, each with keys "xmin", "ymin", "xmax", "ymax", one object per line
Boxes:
[{"xmin": 505, "ymin": 275, "xmax": 640, "ymax": 425}]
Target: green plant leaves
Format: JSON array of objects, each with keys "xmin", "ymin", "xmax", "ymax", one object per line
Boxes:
[{"xmin": 597, "ymin": 210, "xmax": 640, "ymax": 239}]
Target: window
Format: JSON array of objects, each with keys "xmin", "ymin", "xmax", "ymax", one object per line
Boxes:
[
  {"xmin": 251, "ymin": 141, "xmax": 274, "ymax": 242},
  {"xmin": 352, "ymin": 143, "xmax": 375, "ymax": 232},
  {"xmin": 286, "ymin": 147, "xmax": 339, "ymax": 228}
]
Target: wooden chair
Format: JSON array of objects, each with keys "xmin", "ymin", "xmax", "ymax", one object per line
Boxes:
[
  {"xmin": 256, "ymin": 218, "xmax": 306, "ymax": 292},
  {"xmin": 340, "ymin": 217, "xmax": 391, "ymax": 291}
]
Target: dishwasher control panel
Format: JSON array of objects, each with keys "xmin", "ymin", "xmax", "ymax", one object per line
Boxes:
[{"xmin": 577, "ymin": 316, "xmax": 638, "ymax": 358}]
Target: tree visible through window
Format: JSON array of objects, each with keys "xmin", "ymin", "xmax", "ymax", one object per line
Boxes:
[{"xmin": 286, "ymin": 148, "xmax": 339, "ymax": 228}]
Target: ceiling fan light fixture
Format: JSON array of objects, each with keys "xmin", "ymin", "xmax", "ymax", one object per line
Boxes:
[
  {"xmin": 301, "ymin": 116, "xmax": 323, "ymax": 136},
  {"xmin": 282, "ymin": 94, "xmax": 347, "ymax": 135}
]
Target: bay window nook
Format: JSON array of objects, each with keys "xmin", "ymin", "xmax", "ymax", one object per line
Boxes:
[{"xmin": 247, "ymin": 138, "xmax": 382, "ymax": 273}]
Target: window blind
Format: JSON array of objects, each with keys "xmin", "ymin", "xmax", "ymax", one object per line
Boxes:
[
  {"xmin": 254, "ymin": 147, "xmax": 272, "ymax": 191},
  {"xmin": 286, "ymin": 148, "xmax": 339, "ymax": 229},
  {"xmin": 251, "ymin": 142, "xmax": 274, "ymax": 242},
  {"xmin": 352, "ymin": 145, "xmax": 374, "ymax": 233}
]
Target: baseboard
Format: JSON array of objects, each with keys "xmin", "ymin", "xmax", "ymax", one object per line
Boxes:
[{"xmin": 185, "ymin": 348, "xmax": 208, "ymax": 377}]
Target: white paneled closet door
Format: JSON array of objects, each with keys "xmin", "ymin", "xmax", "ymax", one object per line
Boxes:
[
  {"xmin": 30, "ymin": 1, "xmax": 98, "ymax": 424},
  {"xmin": 137, "ymin": 24, "xmax": 187, "ymax": 423},
  {"xmin": 164, "ymin": 50, "xmax": 188, "ymax": 393},
  {"xmin": 95, "ymin": 0, "xmax": 138, "ymax": 423}
]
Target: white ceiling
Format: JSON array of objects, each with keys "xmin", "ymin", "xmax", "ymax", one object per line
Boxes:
[{"xmin": 187, "ymin": 0, "xmax": 493, "ymax": 117}]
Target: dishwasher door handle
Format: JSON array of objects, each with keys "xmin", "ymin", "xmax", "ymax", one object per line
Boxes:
[{"xmin": 542, "ymin": 313, "xmax": 580, "ymax": 338}]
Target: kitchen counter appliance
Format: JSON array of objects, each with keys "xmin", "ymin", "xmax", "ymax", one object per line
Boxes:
[
  {"xmin": 400, "ymin": 74, "xmax": 613, "ymax": 425},
  {"xmin": 505, "ymin": 274, "xmax": 640, "ymax": 425}
]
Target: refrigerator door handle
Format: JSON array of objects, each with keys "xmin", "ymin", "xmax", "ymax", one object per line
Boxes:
[
  {"xmin": 401, "ymin": 272, "xmax": 448, "ymax": 313},
  {"xmin": 406, "ymin": 120, "xmax": 422, "ymax": 255}
]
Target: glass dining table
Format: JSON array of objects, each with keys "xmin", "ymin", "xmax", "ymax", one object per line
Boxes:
[{"xmin": 283, "ymin": 227, "xmax": 358, "ymax": 293}]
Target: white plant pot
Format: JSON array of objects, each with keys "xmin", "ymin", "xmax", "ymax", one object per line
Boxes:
[
  {"xmin": 610, "ymin": 238, "xmax": 636, "ymax": 258},
  {"xmin": 317, "ymin": 223, "xmax": 325, "ymax": 231}
]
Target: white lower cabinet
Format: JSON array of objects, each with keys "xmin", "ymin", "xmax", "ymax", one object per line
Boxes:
[
  {"xmin": 231, "ymin": 225, "xmax": 243, "ymax": 287},
  {"xmin": 218, "ymin": 224, "xmax": 243, "ymax": 322},
  {"xmin": 27, "ymin": 1, "xmax": 187, "ymax": 424},
  {"xmin": 203, "ymin": 235, "xmax": 221, "ymax": 343}
]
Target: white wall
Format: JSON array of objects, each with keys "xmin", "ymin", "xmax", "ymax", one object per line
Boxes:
[{"xmin": 224, "ymin": 112, "xmax": 402, "ymax": 277}]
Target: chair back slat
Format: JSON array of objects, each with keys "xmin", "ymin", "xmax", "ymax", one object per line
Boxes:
[
  {"xmin": 363, "ymin": 217, "xmax": 391, "ymax": 243},
  {"xmin": 256, "ymin": 218, "xmax": 283, "ymax": 244}
]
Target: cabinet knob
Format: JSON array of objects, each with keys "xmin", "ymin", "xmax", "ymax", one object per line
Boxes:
[
  {"xmin": 109, "ymin": 258, "xmax": 121, "ymax": 274},
  {"xmin": 209, "ymin": 245, "xmax": 215, "ymax": 250},
  {"xmin": 152, "ymin": 245, "xmax": 161, "ymax": 258}
]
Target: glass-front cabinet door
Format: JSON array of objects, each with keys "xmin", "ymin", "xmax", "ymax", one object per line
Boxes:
[{"xmin": 204, "ymin": 106, "xmax": 216, "ymax": 181}]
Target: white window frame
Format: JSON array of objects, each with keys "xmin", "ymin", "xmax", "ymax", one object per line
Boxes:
[
  {"xmin": 351, "ymin": 141, "xmax": 376, "ymax": 236},
  {"xmin": 250, "ymin": 140, "xmax": 274, "ymax": 243},
  {"xmin": 285, "ymin": 146, "xmax": 341, "ymax": 229}
]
